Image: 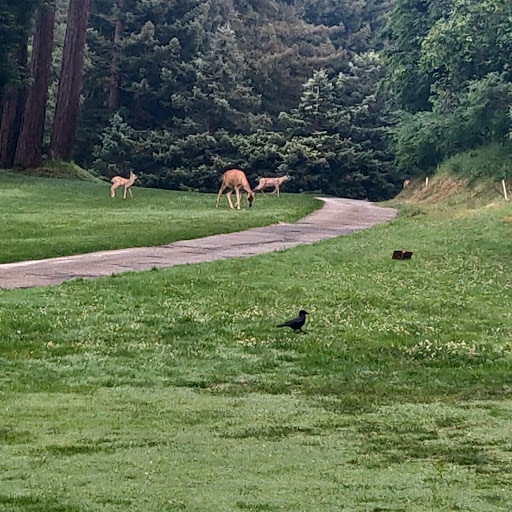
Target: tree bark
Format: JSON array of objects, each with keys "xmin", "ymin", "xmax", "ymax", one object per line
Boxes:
[
  {"xmin": 49, "ymin": 0, "xmax": 91, "ymax": 161},
  {"xmin": 108, "ymin": 0, "xmax": 125, "ymax": 110},
  {"xmin": 15, "ymin": 3, "xmax": 56, "ymax": 168},
  {"xmin": 0, "ymin": 43, "xmax": 28, "ymax": 169}
]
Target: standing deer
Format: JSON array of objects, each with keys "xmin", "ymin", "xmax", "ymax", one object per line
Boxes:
[
  {"xmin": 253, "ymin": 174, "xmax": 291, "ymax": 198},
  {"xmin": 216, "ymin": 169, "xmax": 254, "ymax": 209},
  {"xmin": 110, "ymin": 170, "xmax": 137, "ymax": 199}
]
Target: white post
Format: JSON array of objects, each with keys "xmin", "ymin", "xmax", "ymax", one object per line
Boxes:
[
  {"xmin": 425, "ymin": 176, "xmax": 429, "ymax": 188},
  {"xmin": 502, "ymin": 180, "xmax": 509, "ymax": 201}
]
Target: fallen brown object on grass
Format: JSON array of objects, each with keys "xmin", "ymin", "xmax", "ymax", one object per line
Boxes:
[{"xmin": 392, "ymin": 250, "xmax": 413, "ymax": 260}]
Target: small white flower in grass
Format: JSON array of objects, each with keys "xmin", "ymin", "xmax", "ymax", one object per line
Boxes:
[
  {"xmin": 403, "ymin": 338, "xmax": 485, "ymax": 360},
  {"xmin": 236, "ymin": 336, "xmax": 258, "ymax": 347}
]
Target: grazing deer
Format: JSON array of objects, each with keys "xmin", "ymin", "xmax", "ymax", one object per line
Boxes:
[
  {"xmin": 216, "ymin": 169, "xmax": 254, "ymax": 209},
  {"xmin": 110, "ymin": 171, "xmax": 137, "ymax": 199},
  {"xmin": 253, "ymin": 174, "xmax": 291, "ymax": 198},
  {"xmin": 403, "ymin": 179, "xmax": 411, "ymax": 189}
]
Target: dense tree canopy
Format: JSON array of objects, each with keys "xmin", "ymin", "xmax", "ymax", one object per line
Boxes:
[
  {"xmin": 77, "ymin": 0, "xmax": 401, "ymax": 199},
  {"xmin": 385, "ymin": 0, "xmax": 512, "ymax": 173},
  {"xmin": 0, "ymin": 0, "xmax": 40, "ymax": 90},
  {"xmin": 2, "ymin": 0, "xmax": 511, "ymax": 195}
]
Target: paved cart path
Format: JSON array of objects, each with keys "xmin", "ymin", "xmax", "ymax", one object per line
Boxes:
[{"xmin": 0, "ymin": 198, "xmax": 397, "ymax": 289}]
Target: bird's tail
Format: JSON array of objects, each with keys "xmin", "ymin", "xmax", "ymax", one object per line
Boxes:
[{"xmin": 276, "ymin": 323, "xmax": 286, "ymax": 328}]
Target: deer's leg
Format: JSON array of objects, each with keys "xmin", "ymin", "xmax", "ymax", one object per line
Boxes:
[
  {"xmin": 123, "ymin": 185, "xmax": 128, "ymax": 199},
  {"xmin": 276, "ymin": 185, "xmax": 280, "ymax": 198},
  {"xmin": 235, "ymin": 187, "xmax": 242, "ymax": 209},
  {"xmin": 110, "ymin": 184, "xmax": 118, "ymax": 198},
  {"xmin": 226, "ymin": 189, "xmax": 235, "ymax": 209},
  {"xmin": 216, "ymin": 184, "xmax": 227, "ymax": 208},
  {"xmin": 128, "ymin": 187, "xmax": 133, "ymax": 198}
]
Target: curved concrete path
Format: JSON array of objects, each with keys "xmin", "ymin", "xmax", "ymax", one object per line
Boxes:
[{"xmin": 0, "ymin": 198, "xmax": 397, "ymax": 289}]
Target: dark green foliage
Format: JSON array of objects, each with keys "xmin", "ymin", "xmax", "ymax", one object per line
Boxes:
[
  {"xmin": 278, "ymin": 53, "xmax": 400, "ymax": 199},
  {"xmin": 5, "ymin": 0, "xmax": 511, "ymax": 190},
  {"xmin": 170, "ymin": 23, "xmax": 265, "ymax": 134},
  {"xmin": 458, "ymin": 73, "xmax": 512, "ymax": 144},
  {"xmin": 130, "ymin": 52, "xmax": 400, "ymax": 200},
  {"xmin": 442, "ymin": 142, "xmax": 512, "ymax": 182},
  {"xmin": 302, "ymin": 0, "xmax": 394, "ymax": 53},
  {"xmin": 68, "ymin": 0, "xmax": 399, "ymax": 199},
  {"xmin": 391, "ymin": 111, "xmax": 451, "ymax": 173},
  {"xmin": 92, "ymin": 112, "xmax": 137, "ymax": 178},
  {"xmin": 391, "ymin": 73, "xmax": 512, "ymax": 175},
  {"xmin": 383, "ymin": 0, "xmax": 445, "ymax": 114},
  {"xmin": 0, "ymin": 0, "xmax": 39, "ymax": 89},
  {"xmin": 140, "ymin": 129, "xmax": 241, "ymax": 191},
  {"xmin": 385, "ymin": 0, "xmax": 512, "ymax": 175}
]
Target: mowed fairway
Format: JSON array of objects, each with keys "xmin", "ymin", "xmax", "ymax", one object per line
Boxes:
[
  {"xmin": 1, "ymin": 199, "xmax": 512, "ymax": 511},
  {"xmin": 0, "ymin": 174, "xmax": 320, "ymax": 264}
]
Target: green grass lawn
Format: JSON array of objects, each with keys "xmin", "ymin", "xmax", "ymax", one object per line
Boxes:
[
  {"xmin": 0, "ymin": 173, "xmax": 320, "ymax": 263},
  {"xmin": 1, "ymin": 200, "xmax": 511, "ymax": 511}
]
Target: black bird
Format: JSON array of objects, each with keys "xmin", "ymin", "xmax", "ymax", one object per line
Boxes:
[{"xmin": 277, "ymin": 310, "xmax": 309, "ymax": 333}]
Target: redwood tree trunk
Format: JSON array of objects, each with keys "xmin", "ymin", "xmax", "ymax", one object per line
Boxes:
[
  {"xmin": 108, "ymin": 0, "xmax": 125, "ymax": 110},
  {"xmin": 0, "ymin": 43, "xmax": 28, "ymax": 169},
  {"xmin": 49, "ymin": 0, "xmax": 91, "ymax": 161},
  {"xmin": 15, "ymin": 3, "xmax": 56, "ymax": 168}
]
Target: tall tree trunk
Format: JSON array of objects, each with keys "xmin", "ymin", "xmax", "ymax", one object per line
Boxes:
[
  {"xmin": 108, "ymin": 0, "xmax": 125, "ymax": 110},
  {"xmin": 0, "ymin": 43, "xmax": 28, "ymax": 169},
  {"xmin": 49, "ymin": 0, "xmax": 91, "ymax": 161},
  {"xmin": 15, "ymin": 2, "xmax": 56, "ymax": 169}
]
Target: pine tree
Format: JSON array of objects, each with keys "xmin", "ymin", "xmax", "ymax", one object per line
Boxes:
[
  {"xmin": 233, "ymin": 1, "xmax": 346, "ymax": 116},
  {"xmin": 71, "ymin": 0, "xmax": 398, "ymax": 197},
  {"xmin": 279, "ymin": 70, "xmax": 335, "ymax": 134},
  {"xmin": 92, "ymin": 111, "xmax": 136, "ymax": 178},
  {"xmin": 174, "ymin": 23, "xmax": 261, "ymax": 134},
  {"xmin": 279, "ymin": 53, "xmax": 398, "ymax": 200}
]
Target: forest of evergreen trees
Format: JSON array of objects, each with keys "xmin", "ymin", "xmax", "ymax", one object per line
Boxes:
[{"xmin": 0, "ymin": 0, "xmax": 511, "ymax": 200}]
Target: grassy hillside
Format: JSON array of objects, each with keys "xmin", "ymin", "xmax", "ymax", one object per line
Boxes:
[
  {"xmin": 395, "ymin": 143, "xmax": 512, "ymax": 209},
  {"xmin": 0, "ymin": 195, "xmax": 511, "ymax": 510},
  {"xmin": 0, "ymin": 168, "xmax": 320, "ymax": 263}
]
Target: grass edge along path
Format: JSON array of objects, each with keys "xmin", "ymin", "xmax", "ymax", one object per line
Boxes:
[
  {"xmin": 0, "ymin": 173, "xmax": 321, "ymax": 264},
  {"xmin": 0, "ymin": 198, "xmax": 397, "ymax": 289}
]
